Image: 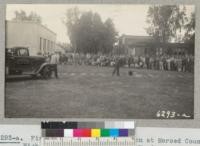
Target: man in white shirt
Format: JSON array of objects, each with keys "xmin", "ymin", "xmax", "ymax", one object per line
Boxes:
[{"xmin": 50, "ymin": 52, "xmax": 59, "ymax": 78}]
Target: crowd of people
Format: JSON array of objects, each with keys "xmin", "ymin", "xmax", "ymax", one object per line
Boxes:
[
  {"xmin": 127, "ymin": 55, "xmax": 194, "ymax": 73},
  {"xmin": 56, "ymin": 53, "xmax": 194, "ymax": 73}
]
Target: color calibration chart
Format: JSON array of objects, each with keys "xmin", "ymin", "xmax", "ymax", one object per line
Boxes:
[{"xmin": 41, "ymin": 121, "xmax": 135, "ymax": 146}]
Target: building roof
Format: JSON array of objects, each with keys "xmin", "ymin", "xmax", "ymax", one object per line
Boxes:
[
  {"xmin": 120, "ymin": 34, "xmax": 154, "ymax": 46},
  {"xmin": 6, "ymin": 20, "xmax": 57, "ymax": 36},
  {"xmin": 120, "ymin": 34, "xmax": 193, "ymax": 48}
]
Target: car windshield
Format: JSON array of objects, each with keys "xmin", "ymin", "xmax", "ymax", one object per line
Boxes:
[{"xmin": 18, "ymin": 48, "xmax": 28, "ymax": 56}]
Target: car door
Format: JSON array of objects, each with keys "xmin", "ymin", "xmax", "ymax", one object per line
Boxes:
[{"xmin": 8, "ymin": 48, "xmax": 33, "ymax": 75}]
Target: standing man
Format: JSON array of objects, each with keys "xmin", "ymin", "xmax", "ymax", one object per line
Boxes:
[
  {"xmin": 145, "ymin": 55, "xmax": 150, "ymax": 69},
  {"xmin": 112, "ymin": 56, "xmax": 121, "ymax": 76},
  {"xmin": 50, "ymin": 52, "xmax": 59, "ymax": 78},
  {"xmin": 128, "ymin": 56, "xmax": 132, "ymax": 68}
]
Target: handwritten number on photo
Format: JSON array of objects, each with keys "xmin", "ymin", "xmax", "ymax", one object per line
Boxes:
[{"xmin": 156, "ymin": 110, "xmax": 191, "ymax": 119}]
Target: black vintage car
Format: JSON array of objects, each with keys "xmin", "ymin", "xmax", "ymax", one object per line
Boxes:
[{"xmin": 5, "ymin": 47, "xmax": 52, "ymax": 79}]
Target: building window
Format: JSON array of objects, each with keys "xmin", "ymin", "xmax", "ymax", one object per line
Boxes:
[
  {"xmin": 50, "ymin": 41, "xmax": 53, "ymax": 52},
  {"xmin": 49, "ymin": 40, "xmax": 51, "ymax": 53},
  {"xmin": 43, "ymin": 39, "xmax": 46, "ymax": 54},
  {"xmin": 39, "ymin": 38, "xmax": 55, "ymax": 55},
  {"xmin": 40, "ymin": 37, "xmax": 42, "ymax": 52},
  {"xmin": 46, "ymin": 40, "xmax": 48, "ymax": 54},
  {"xmin": 47, "ymin": 40, "xmax": 49, "ymax": 53},
  {"xmin": 52, "ymin": 42, "xmax": 55, "ymax": 52}
]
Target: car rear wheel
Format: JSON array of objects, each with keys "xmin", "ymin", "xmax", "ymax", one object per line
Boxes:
[{"xmin": 41, "ymin": 66, "xmax": 52, "ymax": 79}]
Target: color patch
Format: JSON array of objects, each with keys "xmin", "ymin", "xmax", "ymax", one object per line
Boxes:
[
  {"xmin": 124, "ymin": 122, "xmax": 135, "ymax": 129},
  {"xmin": 42, "ymin": 129, "xmax": 46, "ymax": 137},
  {"xmin": 128, "ymin": 129, "xmax": 135, "ymax": 136},
  {"xmin": 119, "ymin": 129, "xmax": 128, "ymax": 137},
  {"xmin": 64, "ymin": 129, "xmax": 73, "ymax": 137},
  {"xmin": 101, "ymin": 129, "xmax": 110, "ymax": 137},
  {"xmin": 73, "ymin": 129, "xmax": 82, "ymax": 137},
  {"xmin": 91, "ymin": 129, "xmax": 100, "ymax": 137},
  {"xmin": 82, "ymin": 129, "xmax": 91, "ymax": 137},
  {"xmin": 45, "ymin": 129, "xmax": 64, "ymax": 137},
  {"xmin": 109, "ymin": 129, "xmax": 119, "ymax": 137}
]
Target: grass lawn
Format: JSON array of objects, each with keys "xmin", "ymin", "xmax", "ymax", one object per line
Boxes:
[{"xmin": 5, "ymin": 65, "xmax": 194, "ymax": 119}]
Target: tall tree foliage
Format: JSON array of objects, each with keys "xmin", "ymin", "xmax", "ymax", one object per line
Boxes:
[
  {"xmin": 13, "ymin": 10, "xmax": 42, "ymax": 23},
  {"xmin": 64, "ymin": 8, "xmax": 117, "ymax": 54},
  {"xmin": 64, "ymin": 7, "xmax": 80, "ymax": 52},
  {"xmin": 146, "ymin": 5, "xmax": 187, "ymax": 43},
  {"xmin": 184, "ymin": 12, "xmax": 195, "ymax": 54},
  {"xmin": 184, "ymin": 12, "xmax": 195, "ymax": 42}
]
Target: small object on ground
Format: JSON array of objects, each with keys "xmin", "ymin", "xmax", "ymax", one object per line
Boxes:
[{"xmin": 128, "ymin": 70, "xmax": 133, "ymax": 76}]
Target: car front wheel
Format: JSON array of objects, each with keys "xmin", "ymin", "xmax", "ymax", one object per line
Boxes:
[{"xmin": 40, "ymin": 66, "xmax": 52, "ymax": 79}]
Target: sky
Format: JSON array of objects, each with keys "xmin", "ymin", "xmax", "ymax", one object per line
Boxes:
[{"xmin": 6, "ymin": 4, "xmax": 195, "ymax": 44}]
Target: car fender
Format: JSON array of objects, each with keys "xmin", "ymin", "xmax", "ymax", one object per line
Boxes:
[{"xmin": 36, "ymin": 63, "xmax": 51, "ymax": 74}]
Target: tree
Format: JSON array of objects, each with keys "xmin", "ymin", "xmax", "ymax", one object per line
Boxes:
[
  {"xmin": 13, "ymin": 10, "xmax": 42, "ymax": 23},
  {"xmin": 63, "ymin": 8, "xmax": 117, "ymax": 55},
  {"xmin": 146, "ymin": 5, "xmax": 187, "ymax": 43},
  {"xmin": 77, "ymin": 11, "xmax": 94, "ymax": 54},
  {"xmin": 63, "ymin": 7, "xmax": 80, "ymax": 53},
  {"xmin": 184, "ymin": 12, "xmax": 195, "ymax": 54},
  {"xmin": 103, "ymin": 18, "xmax": 118, "ymax": 54},
  {"xmin": 184, "ymin": 12, "xmax": 195, "ymax": 41}
]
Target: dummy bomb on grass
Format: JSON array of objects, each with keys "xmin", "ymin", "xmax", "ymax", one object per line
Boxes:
[{"xmin": 128, "ymin": 70, "xmax": 133, "ymax": 76}]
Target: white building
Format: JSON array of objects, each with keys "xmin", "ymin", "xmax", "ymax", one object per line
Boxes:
[{"xmin": 6, "ymin": 20, "xmax": 57, "ymax": 56}]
